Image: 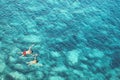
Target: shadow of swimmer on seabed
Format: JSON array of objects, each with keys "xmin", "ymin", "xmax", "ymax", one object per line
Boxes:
[{"xmin": 17, "ymin": 44, "xmax": 43, "ymax": 67}]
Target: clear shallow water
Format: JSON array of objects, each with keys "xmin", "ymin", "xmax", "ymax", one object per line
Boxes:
[{"xmin": 0, "ymin": 0, "xmax": 120, "ymax": 80}]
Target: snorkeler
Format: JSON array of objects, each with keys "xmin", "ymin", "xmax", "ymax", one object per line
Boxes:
[
  {"xmin": 26, "ymin": 54, "xmax": 43, "ymax": 66},
  {"xmin": 19, "ymin": 44, "xmax": 35, "ymax": 57}
]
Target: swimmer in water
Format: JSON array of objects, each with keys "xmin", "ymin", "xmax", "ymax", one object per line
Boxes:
[
  {"xmin": 26, "ymin": 54, "xmax": 43, "ymax": 66},
  {"xmin": 19, "ymin": 44, "xmax": 35, "ymax": 57}
]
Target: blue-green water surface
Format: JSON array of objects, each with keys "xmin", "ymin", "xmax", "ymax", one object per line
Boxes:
[{"xmin": 0, "ymin": 0, "xmax": 120, "ymax": 80}]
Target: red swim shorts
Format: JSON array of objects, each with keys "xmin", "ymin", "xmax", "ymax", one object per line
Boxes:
[{"xmin": 23, "ymin": 51, "xmax": 26, "ymax": 56}]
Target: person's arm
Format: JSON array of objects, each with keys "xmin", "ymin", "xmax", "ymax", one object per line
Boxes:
[
  {"xmin": 37, "ymin": 63, "xmax": 43, "ymax": 67},
  {"xmin": 28, "ymin": 44, "xmax": 35, "ymax": 50},
  {"xmin": 31, "ymin": 54, "xmax": 38, "ymax": 58},
  {"xmin": 34, "ymin": 56, "xmax": 37, "ymax": 60}
]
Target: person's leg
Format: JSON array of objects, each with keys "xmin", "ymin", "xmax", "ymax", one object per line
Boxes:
[
  {"xmin": 19, "ymin": 55, "xmax": 24, "ymax": 58},
  {"xmin": 26, "ymin": 62, "xmax": 31, "ymax": 66},
  {"xmin": 18, "ymin": 52, "xmax": 22, "ymax": 54}
]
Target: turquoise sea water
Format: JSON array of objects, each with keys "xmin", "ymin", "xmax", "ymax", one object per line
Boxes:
[{"xmin": 0, "ymin": 0, "xmax": 120, "ymax": 80}]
